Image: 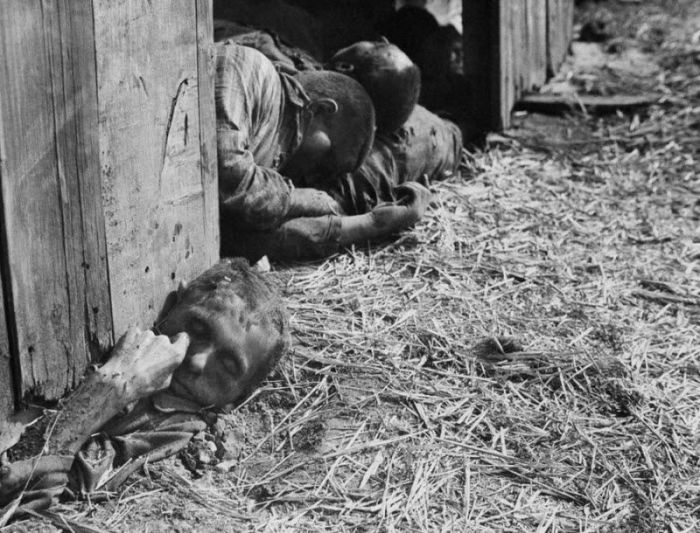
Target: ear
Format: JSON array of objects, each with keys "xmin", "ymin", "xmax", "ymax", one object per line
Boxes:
[
  {"xmin": 332, "ymin": 61, "xmax": 355, "ymax": 74},
  {"xmin": 308, "ymin": 98, "xmax": 338, "ymax": 116}
]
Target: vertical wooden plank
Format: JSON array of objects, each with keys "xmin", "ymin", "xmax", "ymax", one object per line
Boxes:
[
  {"xmin": 94, "ymin": 0, "xmax": 219, "ymax": 334},
  {"xmin": 0, "ymin": 264, "xmax": 15, "ymax": 419},
  {"xmin": 196, "ymin": 0, "xmax": 219, "ymax": 254},
  {"xmin": 498, "ymin": 0, "xmax": 515, "ymax": 129},
  {"xmin": 0, "ymin": 10, "xmax": 17, "ymax": 421},
  {"xmin": 547, "ymin": 0, "xmax": 574, "ymax": 76},
  {"xmin": 0, "ymin": 0, "xmax": 112, "ymax": 400},
  {"xmin": 59, "ymin": 0, "xmax": 115, "ymax": 362},
  {"xmin": 526, "ymin": 0, "xmax": 548, "ymax": 89}
]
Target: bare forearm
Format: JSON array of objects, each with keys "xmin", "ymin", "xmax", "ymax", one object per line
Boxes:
[
  {"xmin": 49, "ymin": 329, "xmax": 189, "ymax": 456},
  {"xmin": 339, "ymin": 208, "xmax": 419, "ymax": 246}
]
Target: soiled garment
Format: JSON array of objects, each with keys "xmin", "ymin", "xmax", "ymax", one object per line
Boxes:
[
  {"xmin": 216, "ymin": 42, "xmax": 346, "ymax": 261},
  {"xmin": 70, "ymin": 392, "xmax": 211, "ymax": 495},
  {"xmin": 216, "ymin": 42, "xmax": 305, "ymax": 231},
  {"xmin": 334, "ymin": 105, "xmax": 463, "ymax": 215},
  {"xmin": 0, "ymin": 392, "xmax": 211, "ymax": 508},
  {"xmin": 214, "ymin": 19, "xmax": 322, "ymax": 72}
]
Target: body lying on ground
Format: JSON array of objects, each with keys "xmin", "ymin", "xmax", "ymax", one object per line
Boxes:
[
  {"xmin": 215, "ymin": 41, "xmax": 433, "ymax": 262},
  {"xmin": 0, "ymin": 260, "xmax": 289, "ymax": 513},
  {"xmin": 215, "ymin": 33, "xmax": 461, "ymax": 261},
  {"xmin": 332, "ymin": 104, "xmax": 463, "ymax": 216}
]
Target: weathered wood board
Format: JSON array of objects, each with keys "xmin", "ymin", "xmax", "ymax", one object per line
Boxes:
[
  {"xmin": 464, "ymin": 0, "xmax": 574, "ymax": 131},
  {"xmin": 94, "ymin": 0, "xmax": 218, "ymax": 334},
  {"xmin": 0, "ymin": 0, "xmax": 113, "ymax": 400},
  {"xmin": 0, "ymin": 0, "xmax": 216, "ymax": 412},
  {"xmin": 547, "ymin": 0, "xmax": 575, "ymax": 76},
  {"xmin": 0, "ymin": 264, "xmax": 14, "ymax": 419},
  {"xmin": 526, "ymin": 0, "xmax": 548, "ymax": 90}
]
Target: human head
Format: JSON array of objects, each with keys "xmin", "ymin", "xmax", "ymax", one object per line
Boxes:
[
  {"xmin": 328, "ymin": 41, "xmax": 421, "ymax": 133},
  {"xmin": 420, "ymin": 25, "xmax": 463, "ymax": 78},
  {"xmin": 282, "ymin": 71, "xmax": 375, "ymax": 188},
  {"xmin": 158, "ymin": 259, "xmax": 290, "ymax": 408}
]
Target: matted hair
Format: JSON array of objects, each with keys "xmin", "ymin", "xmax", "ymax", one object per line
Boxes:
[
  {"xmin": 179, "ymin": 259, "xmax": 290, "ymax": 385},
  {"xmin": 329, "ymin": 42, "xmax": 421, "ymax": 134},
  {"xmin": 296, "ymin": 70, "xmax": 376, "ymax": 173}
]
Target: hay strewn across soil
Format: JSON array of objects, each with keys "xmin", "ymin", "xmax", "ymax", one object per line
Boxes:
[{"xmin": 6, "ymin": 1, "xmax": 699, "ymax": 531}]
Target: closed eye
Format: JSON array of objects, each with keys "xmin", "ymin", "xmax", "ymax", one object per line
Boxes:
[{"xmin": 220, "ymin": 353, "xmax": 240, "ymax": 375}]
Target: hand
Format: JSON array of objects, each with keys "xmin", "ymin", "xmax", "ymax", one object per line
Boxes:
[
  {"xmin": 394, "ymin": 182, "xmax": 432, "ymax": 216},
  {"xmin": 368, "ymin": 182, "xmax": 431, "ymax": 233},
  {"xmin": 103, "ymin": 327, "xmax": 190, "ymax": 404},
  {"xmin": 288, "ymin": 188, "xmax": 345, "ymax": 218}
]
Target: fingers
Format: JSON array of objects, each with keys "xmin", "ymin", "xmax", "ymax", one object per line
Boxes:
[
  {"xmin": 395, "ymin": 182, "xmax": 431, "ymax": 206},
  {"xmin": 111, "ymin": 325, "xmax": 141, "ymax": 354},
  {"xmin": 170, "ymin": 332, "xmax": 191, "ymax": 358},
  {"xmin": 123, "ymin": 331, "xmax": 191, "ymax": 401},
  {"xmin": 140, "ymin": 332, "xmax": 189, "ymax": 369}
]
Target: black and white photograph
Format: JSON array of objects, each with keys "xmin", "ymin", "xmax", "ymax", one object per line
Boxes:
[{"xmin": 0, "ymin": 0, "xmax": 698, "ymax": 530}]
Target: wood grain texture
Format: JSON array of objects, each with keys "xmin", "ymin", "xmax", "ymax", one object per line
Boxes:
[
  {"xmin": 0, "ymin": 0, "xmax": 112, "ymax": 400},
  {"xmin": 526, "ymin": 0, "xmax": 548, "ymax": 89},
  {"xmin": 517, "ymin": 92, "xmax": 658, "ymax": 114},
  {"xmin": 463, "ymin": 0, "xmax": 573, "ymax": 130},
  {"xmin": 0, "ymin": 264, "xmax": 14, "ymax": 419},
  {"xmin": 94, "ymin": 0, "xmax": 218, "ymax": 334},
  {"xmin": 547, "ymin": 0, "xmax": 575, "ymax": 76},
  {"xmin": 0, "ymin": 15, "xmax": 16, "ymax": 420},
  {"xmin": 196, "ymin": 0, "xmax": 220, "ymax": 255}
]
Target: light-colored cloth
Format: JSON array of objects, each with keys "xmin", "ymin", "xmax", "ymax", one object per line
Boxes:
[
  {"xmin": 334, "ymin": 105, "xmax": 462, "ymax": 215},
  {"xmin": 216, "ymin": 43, "xmax": 346, "ymax": 261},
  {"xmin": 216, "ymin": 42, "xmax": 305, "ymax": 230}
]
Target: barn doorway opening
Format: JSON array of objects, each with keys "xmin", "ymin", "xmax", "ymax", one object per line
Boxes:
[{"xmin": 212, "ymin": 0, "xmax": 476, "ymax": 141}]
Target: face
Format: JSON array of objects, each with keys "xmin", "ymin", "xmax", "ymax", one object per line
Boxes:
[
  {"xmin": 281, "ymin": 114, "xmax": 334, "ymax": 187},
  {"xmin": 448, "ymin": 39, "xmax": 463, "ymax": 76},
  {"xmin": 159, "ymin": 290, "xmax": 279, "ymax": 408},
  {"xmin": 283, "ymin": 113, "xmax": 360, "ymax": 188}
]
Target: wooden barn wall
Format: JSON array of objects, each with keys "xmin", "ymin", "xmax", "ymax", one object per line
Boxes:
[
  {"xmin": 464, "ymin": 0, "xmax": 574, "ymax": 131},
  {"xmin": 94, "ymin": 0, "xmax": 218, "ymax": 334},
  {"xmin": 0, "ymin": 0, "xmax": 217, "ymax": 413},
  {"xmin": 0, "ymin": 0, "xmax": 113, "ymax": 402}
]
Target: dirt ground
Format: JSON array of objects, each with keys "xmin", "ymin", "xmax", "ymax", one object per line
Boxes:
[{"xmin": 5, "ymin": 0, "xmax": 700, "ymax": 531}]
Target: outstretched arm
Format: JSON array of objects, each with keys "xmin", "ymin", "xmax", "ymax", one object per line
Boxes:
[
  {"xmin": 251, "ymin": 182, "xmax": 432, "ymax": 260},
  {"xmin": 0, "ymin": 329, "xmax": 189, "ymax": 507}
]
